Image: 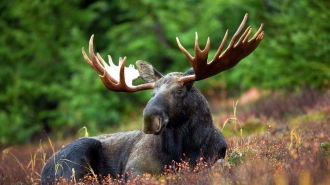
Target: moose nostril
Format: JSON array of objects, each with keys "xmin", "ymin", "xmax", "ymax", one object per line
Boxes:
[
  {"xmin": 157, "ymin": 117, "xmax": 162, "ymax": 131},
  {"xmin": 152, "ymin": 117, "xmax": 161, "ymax": 131}
]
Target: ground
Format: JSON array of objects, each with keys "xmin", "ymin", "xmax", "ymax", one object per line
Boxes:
[{"xmin": 1, "ymin": 88, "xmax": 329, "ymax": 184}]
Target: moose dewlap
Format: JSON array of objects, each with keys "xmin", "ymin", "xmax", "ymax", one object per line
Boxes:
[{"xmin": 41, "ymin": 13, "xmax": 264, "ymax": 184}]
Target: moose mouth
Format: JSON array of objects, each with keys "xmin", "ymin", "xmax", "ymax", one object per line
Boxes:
[{"xmin": 142, "ymin": 116, "xmax": 168, "ymax": 135}]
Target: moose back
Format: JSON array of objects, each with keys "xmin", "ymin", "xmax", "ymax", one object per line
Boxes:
[{"xmin": 41, "ymin": 14, "xmax": 264, "ymax": 184}]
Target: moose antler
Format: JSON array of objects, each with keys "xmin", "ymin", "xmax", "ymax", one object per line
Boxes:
[
  {"xmin": 82, "ymin": 35, "xmax": 155, "ymax": 92},
  {"xmin": 177, "ymin": 13, "xmax": 264, "ymax": 83}
]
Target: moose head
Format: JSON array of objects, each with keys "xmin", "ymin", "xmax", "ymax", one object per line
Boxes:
[{"xmin": 82, "ymin": 13, "xmax": 264, "ymax": 135}]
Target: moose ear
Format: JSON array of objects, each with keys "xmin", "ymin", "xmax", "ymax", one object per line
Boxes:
[
  {"xmin": 136, "ymin": 60, "xmax": 163, "ymax": 83},
  {"xmin": 184, "ymin": 68, "xmax": 195, "ymax": 76},
  {"xmin": 183, "ymin": 68, "xmax": 195, "ymax": 90}
]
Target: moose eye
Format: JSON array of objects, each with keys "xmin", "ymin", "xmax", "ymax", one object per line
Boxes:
[{"xmin": 176, "ymin": 90, "xmax": 182, "ymax": 95}]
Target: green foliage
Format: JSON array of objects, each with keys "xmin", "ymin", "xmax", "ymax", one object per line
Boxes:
[
  {"xmin": 320, "ymin": 142, "xmax": 330, "ymax": 156},
  {"xmin": 222, "ymin": 0, "xmax": 330, "ymax": 91},
  {"xmin": 227, "ymin": 151, "xmax": 246, "ymax": 166},
  {"xmin": 0, "ymin": 0, "xmax": 329, "ymax": 146}
]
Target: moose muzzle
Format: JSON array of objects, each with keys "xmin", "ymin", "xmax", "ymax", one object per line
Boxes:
[{"xmin": 142, "ymin": 96, "xmax": 169, "ymax": 135}]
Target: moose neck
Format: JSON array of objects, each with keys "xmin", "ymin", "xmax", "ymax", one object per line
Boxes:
[{"xmin": 159, "ymin": 86, "xmax": 214, "ymax": 164}]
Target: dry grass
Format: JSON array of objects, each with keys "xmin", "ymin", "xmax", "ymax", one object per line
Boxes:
[{"xmin": 1, "ymin": 89, "xmax": 329, "ymax": 184}]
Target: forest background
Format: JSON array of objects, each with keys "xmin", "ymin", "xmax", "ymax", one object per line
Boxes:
[{"xmin": 0, "ymin": 0, "xmax": 329, "ymax": 146}]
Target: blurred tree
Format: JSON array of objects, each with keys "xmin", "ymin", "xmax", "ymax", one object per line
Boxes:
[
  {"xmin": 0, "ymin": 0, "xmax": 329, "ymax": 146},
  {"xmin": 219, "ymin": 0, "xmax": 330, "ymax": 91},
  {"xmin": 0, "ymin": 0, "xmax": 98, "ymax": 145}
]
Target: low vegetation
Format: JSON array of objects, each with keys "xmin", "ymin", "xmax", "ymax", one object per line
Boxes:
[{"xmin": 1, "ymin": 89, "xmax": 329, "ymax": 184}]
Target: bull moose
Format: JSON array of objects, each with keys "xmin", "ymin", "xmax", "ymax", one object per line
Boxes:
[{"xmin": 41, "ymin": 14, "xmax": 264, "ymax": 184}]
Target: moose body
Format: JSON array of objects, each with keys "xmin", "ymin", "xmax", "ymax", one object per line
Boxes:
[
  {"xmin": 41, "ymin": 14, "xmax": 264, "ymax": 184},
  {"xmin": 41, "ymin": 72, "xmax": 227, "ymax": 183}
]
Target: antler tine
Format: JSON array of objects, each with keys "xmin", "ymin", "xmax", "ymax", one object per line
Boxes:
[
  {"xmin": 95, "ymin": 53, "xmax": 110, "ymax": 68},
  {"xmin": 176, "ymin": 33, "xmax": 211, "ymax": 82},
  {"xmin": 176, "ymin": 37, "xmax": 194, "ymax": 64},
  {"xmin": 82, "ymin": 48, "xmax": 94, "ymax": 70},
  {"xmin": 178, "ymin": 13, "xmax": 264, "ymax": 84},
  {"xmin": 235, "ymin": 26, "xmax": 252, "ymax": 46},
  {"xmin": 229, "ymin": 13, "xmax": 248, "ymax": 48},
  {"xmin": 82, "ymin": 35, "xmax": 117, "ymax": 84},
  {"xmin": 212, "ymin": 30, "xmax": 228, "ymax": 65},
  {"xmin": 196, "ymin": 33, "xmax": 211, "ymax": 70},
  {"xmin": 89, "ymin": 35, "xmax": 107, "ymax": 75},
  {"xmin": 82, "ymin": 35, "xmax": 155, "ymax": 92}
]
